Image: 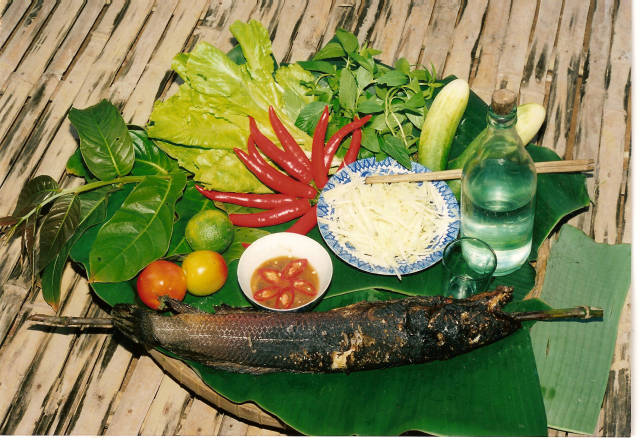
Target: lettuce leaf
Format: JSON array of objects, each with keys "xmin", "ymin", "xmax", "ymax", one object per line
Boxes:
[{"xmin": 147, "ymin": 20, "xmax": 315, "ymax": 192}]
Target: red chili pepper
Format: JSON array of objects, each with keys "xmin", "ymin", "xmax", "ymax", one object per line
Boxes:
[
  {"xmin": 195, "ymin": 185, "xmax": 299, "ymax": 209},
  {"xmin": 229, "ymin": 198, "xmax": 311, "ymax": 227},
  {"xmin": 254, "ymin": 286, "xmax": 281, "ymax": 301},
  {"xmin": 292, "ymin": 279, "xmax": 316, "ymax": 296},
  {"xmin": 312, "ymin": 106, "xmax": 330, "ymax": 189},
  {"xmin": 338, "ymin": 128, "xmax": 362, "ymax": 170},
  {"xmin": 257, "ymin": 268, "xmax": 282, "ymax": 284},
  {"xmin": 323, "ymin": 115, "xmax": 372, "ymax": 170},
  {"xmin": 234, "ymin": 142, "xmax": 316, "ymax": 199},
  {"xmin": 249, "ymin": 117, "xmax": 312, "ymax": 183},
  {"xmin": 276, "ymin": 287, "xmax": 295, "ymax": 309},
  {"xmin": 285, "ymin": 205, "xmax": 317, "ymax": 235},
  {"xmin": 281, "ymin": 258, "xmax": 308, "ymax": 280},
  {"xmin": 268, "ymin": 106, "xmax": 312, "ymax": 174}
]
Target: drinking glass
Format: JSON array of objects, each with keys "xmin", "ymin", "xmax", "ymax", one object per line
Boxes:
[{"xmin": 442, "ymin": 237, "xmax": 497, "ymax": 299}]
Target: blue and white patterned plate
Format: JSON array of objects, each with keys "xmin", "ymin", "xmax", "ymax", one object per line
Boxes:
[{"xmin": 316, "ymin": 157, "xmax": 460, "ymax": 276}]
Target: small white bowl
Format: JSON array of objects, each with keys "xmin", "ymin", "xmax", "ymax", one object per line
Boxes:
[{"xmin": 237, "ymin": 232, "xmax": 333, "ymax": 312}]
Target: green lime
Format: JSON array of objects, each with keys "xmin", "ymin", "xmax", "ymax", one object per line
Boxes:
[{"xmin": 185, "ymin": 209, "xmax": 234, "ymax": 253}]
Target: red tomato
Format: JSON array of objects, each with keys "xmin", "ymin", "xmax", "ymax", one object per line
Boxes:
[{"xmin": 137, "ymin": 260, "xmax": 187, "ymax": 310}]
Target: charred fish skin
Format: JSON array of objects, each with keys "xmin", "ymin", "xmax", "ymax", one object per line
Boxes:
[{"xmin": 110, "ymin": 287, "xmax": 521, "ymax": 374}]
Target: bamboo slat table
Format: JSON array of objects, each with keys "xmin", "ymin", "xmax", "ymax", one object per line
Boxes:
[{"xmin": 0, "ymin": 0, "xmax": 630, "ymax": 435}]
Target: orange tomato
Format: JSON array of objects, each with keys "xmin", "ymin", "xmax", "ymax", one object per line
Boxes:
[{"xmin": 182, "ymin": 250, "xmax": 228, "ymax": 296}]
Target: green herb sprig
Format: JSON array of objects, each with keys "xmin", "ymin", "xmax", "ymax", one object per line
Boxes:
[{"xmin": 295, "ymin": 29, "xmax": 442, "ymax": 168}]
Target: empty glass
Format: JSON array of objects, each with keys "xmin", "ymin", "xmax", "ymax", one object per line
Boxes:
[{"xmin": 442, "ymin": 237, "xmax": 497, "ymax": 299}]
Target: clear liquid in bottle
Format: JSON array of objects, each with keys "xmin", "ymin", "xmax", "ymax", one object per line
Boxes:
[{"xmin": 460, "ymin": 90, "xmax": 537, "ymax": 276}]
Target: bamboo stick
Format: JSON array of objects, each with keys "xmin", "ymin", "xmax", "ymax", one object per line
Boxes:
[{"xmin": 364, "ymin": 159, "xmax": 595, "ymax": 184}]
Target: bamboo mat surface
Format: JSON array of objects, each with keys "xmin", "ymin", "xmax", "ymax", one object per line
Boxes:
[{"xmin": 0, "ymin": 0, "xmax": 630, "ymax": 436}]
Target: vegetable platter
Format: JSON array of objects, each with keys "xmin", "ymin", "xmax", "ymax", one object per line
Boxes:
[{"xmin": 0, "ymin": 20, "xmax": 593, "ymax": 437}]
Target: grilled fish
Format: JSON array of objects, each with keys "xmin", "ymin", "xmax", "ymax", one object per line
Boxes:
[
  {"xmin": 109, "ymin": 286, "xmax": 542, "ymax": 374},
  {"xmin": 29, "ymin": 286, "xmax": 601, "ymax": 374}
]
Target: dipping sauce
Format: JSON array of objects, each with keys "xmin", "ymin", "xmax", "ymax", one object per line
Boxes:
[{"xmin": 250, "ymin": 257, "xmax": 319, "ymax": 309}]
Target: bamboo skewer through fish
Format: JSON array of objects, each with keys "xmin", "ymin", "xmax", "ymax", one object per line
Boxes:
[{"xmin": 364, "ymin": 159, "xmax": 594, "ymax": 184}]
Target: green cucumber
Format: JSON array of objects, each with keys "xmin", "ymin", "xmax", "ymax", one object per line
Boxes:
[{"xmin": 418, "ymin": 78, "xmax": 469, "ymax": 171}]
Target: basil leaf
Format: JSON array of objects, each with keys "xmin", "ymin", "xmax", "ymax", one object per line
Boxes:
[
  {"xmin": 338, "ymin": 68, "xmax": 358, "ymax": 113},
  {"xmin": 356, "ymin": 97, "xmax": 384, "ymax": 114},
  {"xmin": 12, "ymin": 175, "xmax": 59, "ymax": 217},
  {"xmin": 376, "ymin": 70, "xmax": 409, "ymax": 86},
  {"xmin": 312, "ymin": 42, "xmax": 346, "ymax": 60},
  {"xmin": 38, "ymin": 193, "xmax": 81, "ymax": 272},
  {"xmin": 68, "ymin": 99, "xmax": 135, "ymax": 180},
  {"xmin": 360, "ymin": 127, "xmax": 381, "ymax": 152},
  {"xmin": 354, "ymin": 66, "xmax": 374, "ymax": 91},
  {"xmin": 89, "ymin": 173, "xmax": 186, "ymax": 282},
  {"xmin": 350, "ymin": 52, "xmax": 375, "ymax": 72},
  {"xmin": 401, "ymin": 91, "xmax": 426, "ymax": 110},
  {"xmin": 406, "ymin": 110, "xmax": 425, "ymax": 129},
  {"xmin": 129, "ymin": 128, "xmax": 180, "ymax": 175},
  {"xmin": 394, "ymin": 57, "xmax": 411, "ymax": 75},
  {"xmin": 297, "ymin": 60, "xmax": 336, "ymax": 74},
  {"xmin": 335, "ymin": 28, "xmax": 359, "ymax": 54},
  {"xmin": 380, "ymin": 135, "xmax": 412, "ymax": 169},
  {"xmin": 295, "ymin": 101, "xmax": 328, "ymax": 135}
]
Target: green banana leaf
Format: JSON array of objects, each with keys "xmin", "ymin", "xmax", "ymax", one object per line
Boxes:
[
  {"xmin": 529, "ymin": 225, "xmax": 631, "ymax": 434},
  {"xmin": 70, "ymin": 76, "xmax": 590, "ymax": 435},
  {"xmin": 75, "ymin": 194, "xmax": 547, "ymax": 435}
]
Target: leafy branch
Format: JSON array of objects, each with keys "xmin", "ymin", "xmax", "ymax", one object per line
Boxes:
[{"xmin": 295, "ymin": 29, "xmax": 442, "ymax": 169}]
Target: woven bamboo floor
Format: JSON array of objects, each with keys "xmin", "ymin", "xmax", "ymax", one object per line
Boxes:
[{"xmin": 0, "ymin": 0, "xmax": 631, "ymax": 435}]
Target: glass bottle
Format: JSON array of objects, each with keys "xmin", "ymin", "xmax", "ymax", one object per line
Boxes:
[{"xmin": 460, "ymin": 89, "xmax": 537, "ymax": 276}]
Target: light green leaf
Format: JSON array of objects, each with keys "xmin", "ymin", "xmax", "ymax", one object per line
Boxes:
[
  {"xmin": 68, "ymin": 99, "xmax": 135, "ymax": 180},
  {"xmin": 530, "ymin": 225, "xmax": 630, "ymax": 434},
  {"xmin": 155, "ymin": 141, "xmax": 269, "ymax": 193},
  {"xmin": 89, "ymin": 173, "xmax": 186, "ymax": 282}
]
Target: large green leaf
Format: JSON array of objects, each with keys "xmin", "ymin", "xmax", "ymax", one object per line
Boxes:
[
  {"xmin": 129, "ymin": 127, "xmax": 181, "ymax": 176},
  {"xmin": 42, "ymin": 187, "xmax": 112, "ymax": 309},
  {"xmin": 68, "ymin": 99, "xmax": 135, "ymax": 180},
  {"xmin": 85, "ymin": 217, "xmax": 541, "ymax": 436},
  {"xmin": 38, "ymin": 193, "xmax": 81, "ymax": 272},
  {"xmin": 530, "ymin": 225, "xmax": 631, "ymax": 434},
  {"xmin": 88, "ymin": 173, "xmax": 186, "ymax": 282},
  {"xmin": 12, "ymin": 175, "xmax": 59, "ymax": 217}
]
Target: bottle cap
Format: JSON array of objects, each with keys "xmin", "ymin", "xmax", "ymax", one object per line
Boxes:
[{"xmin": 491, "ymin": 89, "xmax": 517, "ymax": 115}]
